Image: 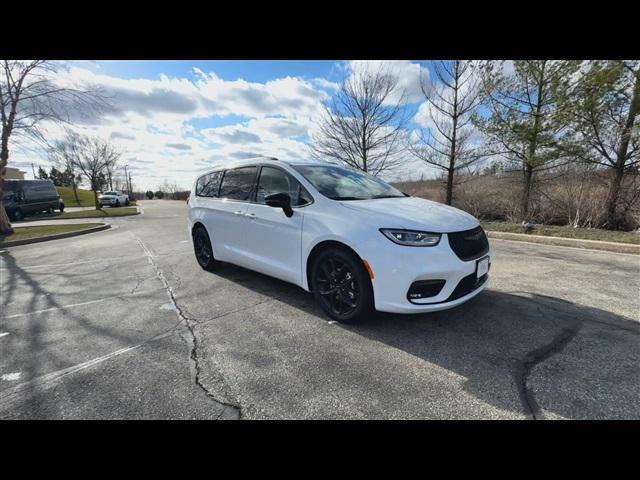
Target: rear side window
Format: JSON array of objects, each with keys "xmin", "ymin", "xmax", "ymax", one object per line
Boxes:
[
  {"xmin": 218, "ymin": 167, "xmax": 257, "ymax": 201},
  {"xmin": 196, "ymin": 171, "xmax": 223, "ymax": 197},
  {"xmin": 256, "ymin": 166, "xmax": 312, "ymax": 207}
]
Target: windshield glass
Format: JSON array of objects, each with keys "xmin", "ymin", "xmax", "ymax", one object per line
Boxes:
[
  {"xmin": 103, "ymin": 192, "xmax": 117, "ymax": 196},
  {"xmin": 291, "ymin": 164, "xmax": 405, "ymax": 201}
]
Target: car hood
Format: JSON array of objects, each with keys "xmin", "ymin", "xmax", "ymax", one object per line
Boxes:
[{"xmin": 339, "ymin": 196, "xmax": 479, "ymax": 233}]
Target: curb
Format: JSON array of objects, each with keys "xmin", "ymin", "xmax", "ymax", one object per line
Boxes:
[
  {"xmin": 22, "ymin": 207, "xmax": 140, "ymax": 222},
  {"xmin": 0, "ymin": 223, "xmax": 111, "ymax": 248},
  {"xmin": 486, "ymin": 231, "xmax": 640, "ymax": 255}
]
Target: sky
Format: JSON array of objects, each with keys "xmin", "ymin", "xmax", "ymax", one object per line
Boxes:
[{"xmin": 9, "ymin": 60, "xmax": 469, "ymax": 191}]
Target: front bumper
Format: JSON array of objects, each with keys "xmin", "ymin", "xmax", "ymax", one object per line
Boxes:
[{"xmin": 354, "ymin": 233, "xmax": 490, "ymax": 314}]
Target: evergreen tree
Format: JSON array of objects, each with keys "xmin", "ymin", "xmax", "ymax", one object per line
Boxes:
[
  {"xmin": 475, "ymin": 60, "xmax": 579, "ymax": 220},
  {"xmin": 48, "ymin": 166, "xmax": 63, "ymax": 186},
  {"xmin": 557, "ymin": 60, "xmax": 640, "ymax": 229}
]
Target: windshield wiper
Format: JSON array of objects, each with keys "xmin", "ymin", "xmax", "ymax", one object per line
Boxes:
[
  {"xmin": 329, "ymin": 196, "xmax": 362, "ymax": 201},
  {"xmin": 371, "ymin": 195, "xmax": 405, "ymax": 199}
]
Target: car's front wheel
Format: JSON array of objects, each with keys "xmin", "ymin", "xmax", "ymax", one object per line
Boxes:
[
  {"xmin": 115, "ymin": 200, "xmax": 120, "ymax": 208},
  {"xmin": 311, "ymin": 248, "xmax": 374, "ymax": 324},
  {"xmin": 193, "ymin": 225, "xmax": 218, "ymax": 271}
]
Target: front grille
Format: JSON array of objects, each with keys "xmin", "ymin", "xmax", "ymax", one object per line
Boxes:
[{"xmin": 448, "ymin": 226, "xmax": 489, "ymax": 261}]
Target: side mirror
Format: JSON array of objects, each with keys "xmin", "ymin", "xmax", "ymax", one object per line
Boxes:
[{"xmin": 265, "ymin": 193, "xmax": 293, "ymax": 217}]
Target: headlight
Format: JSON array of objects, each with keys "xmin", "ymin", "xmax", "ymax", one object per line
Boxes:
[{"xmin": 380, "ymin": 229, "xmax": 441, "ymax": 247}]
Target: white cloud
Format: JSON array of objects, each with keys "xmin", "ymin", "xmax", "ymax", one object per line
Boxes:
[
  {"xmin": 10, "ymin": 64, "xmax": 331, "ymax": 190},
  {"xmin": 347, "ymin": 60, "xmax": 428, "ymax": 104}
]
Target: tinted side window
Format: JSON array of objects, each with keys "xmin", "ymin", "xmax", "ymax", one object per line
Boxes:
[
  {"xmin": 195, "ymin": 175, "xmax": 207, "ymax": 196},
  {"xmin": 218, "ymin": 167, "xmax": 257, "ymax": 201},
  {"xmin": 196, "ymin": 171, "xmax": 223, "ymax": 197},
  {"xmin": 256, "ymin": 166, "xmax": 311, "ymax": 207}
]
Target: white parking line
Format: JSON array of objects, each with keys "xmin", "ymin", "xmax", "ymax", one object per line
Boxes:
[
  {"xmin": 0, "ymin": 333, "xmax": 9, "ymax": 338},
  {"xmin": 0, "ymin": 330, "xmax": 174, "ymax": 403},
  {"xmin": 3, "ymin": 287, "xmax": 165, "ymax": 319},
  {"xmin": 1, "ymin": 373, "xmax": 21, "ymax": 381},
  {"xmin": 0, "ymin": 254, "xmax": 149, "ymax": 270}
]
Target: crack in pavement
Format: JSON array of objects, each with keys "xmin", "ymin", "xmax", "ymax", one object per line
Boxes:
[
  {"xmin": 130, "ymin": 277, "xmax": 145, "ymax": 295},
  {"xmin": 132, "ymin": 233, "xmax": 242, "ymax": 418},
  {"xmin": 515, "ymin": 316, "xmax": 583, "ymax": 420},
  {"xmin": 502, "ymin": 291, "xmax": 637, "ymax": 420}
]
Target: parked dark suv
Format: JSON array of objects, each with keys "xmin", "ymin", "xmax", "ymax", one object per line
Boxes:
[{"xmin": 3, "ymin": 179, "xmax": 65, "ymax": 221}]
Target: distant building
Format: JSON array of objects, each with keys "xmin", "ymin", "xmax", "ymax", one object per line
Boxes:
[{"xmin": 5, "ymin": 166, "xmax": 26, "ymax": 180}]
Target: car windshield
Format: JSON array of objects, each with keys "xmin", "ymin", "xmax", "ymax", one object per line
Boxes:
[
  {"xmin": 291, "ymin": 164, "xmax": 405, "ymax": 201},
  {"xmin": 103, "ymin": 192, "xmax": 117, "ymax": 196}
]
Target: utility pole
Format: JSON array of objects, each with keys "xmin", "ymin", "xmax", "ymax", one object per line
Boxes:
[
  {"xmin": 123, "ymin": 165, "xmax": 129, "ymax": 195},
  {"xmin": 31, "ymin": 163, "xmax": 37, "ymax": 179}
]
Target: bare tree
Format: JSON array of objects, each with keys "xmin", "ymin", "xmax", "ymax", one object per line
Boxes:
[
  {"xmin": 50, "ymin": 131, "xmax": 121, "ymax": 210},
  {"xmin": 49, "ymin": 144, "xmax": 82, "ymax": 206},
  {"xmin": 311, "ymin": 63, "xmax": 409, "ymax": 176},
  {"xmin": 0, "ymin": 60, "xmax": 104, "ymax": 233},
  {"xmin": 409, "ymin": 61, "xmax": 485, "ymax": 205}
]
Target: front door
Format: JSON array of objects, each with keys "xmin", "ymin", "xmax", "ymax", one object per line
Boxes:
[{"xmin": 241, "ymin": 166, "xmax": 309, "ymax": 285}]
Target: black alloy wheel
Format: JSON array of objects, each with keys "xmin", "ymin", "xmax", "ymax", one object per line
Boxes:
[
  {"xmin": 311, "ymin": 248, "xmax": 373, "ymax": 324},
  {"xmin": 193, "ymin": 225, "xmax": 217, "ymax": 271}
]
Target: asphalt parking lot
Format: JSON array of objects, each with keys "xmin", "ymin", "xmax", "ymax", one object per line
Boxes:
[{"xmin": 1, "ymin": 200, "xmax": 639, "ymax": 419}]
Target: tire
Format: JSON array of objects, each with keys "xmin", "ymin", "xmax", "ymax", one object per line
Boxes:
[
  {"xmin": 125, "ymin": 199, "xmax": 130, "ymax": 206},
  {"xmin": 115, "ymin": 200, "xmax": 120, "ymax": 208},
  {"xmin": 59, "ymin": 203, "xmax": 65, "ymax": 212},
  {"xmin": 98, "ymin": 203, "xmax": 103, "ymax": 208},
  {"xmin": 192, "ymin": 224, "xmax": 218, "ymax": 271},
  {"xmin": 310, "ymin": 248, "xmax": 374, "ymax": 324},
  {"xmin": 47, "ymin": 206, "xmax": 54, "ymax": 214},
  {"xmin": 12, "ymin": 209, "xmax": 24, "ymax": 221}
]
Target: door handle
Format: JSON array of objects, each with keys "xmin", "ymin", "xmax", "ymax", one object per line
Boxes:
[
  {"xmin": 244, "ymin": 213, "xmax": 257, "ymax": 219},
  {"xmin": 234, "ymin": 210, "xmax": 244, "ymax": 216}
]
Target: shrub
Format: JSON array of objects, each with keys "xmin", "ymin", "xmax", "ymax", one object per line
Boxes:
[
  {"xmin": 145, "ymin": 190, "xmax": 154, "ymax": 200},
  {"xmin": 394, "ymin": 169, "xmax": 640, "ymax": 231}
]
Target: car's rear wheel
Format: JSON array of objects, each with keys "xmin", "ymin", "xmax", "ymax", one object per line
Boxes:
[
  {"xmin": 311, "ymin": 248, "xmax": 374, "ymax": 324},
  {"xmin": 12, "ymin": 209, "xmax": 24, "ymax": 221},
  {"xmin": 193, "ymin": 225, "xmax": 218, "ymax": 271},
  {"xmin": 59, "ymin": 202, "xmax": 65, "ymax": 212},
  {"xmin": 115, "ymin": 200, "xmax": 120, "ymax": 208},
  {"xmin": 47, "ymin": 206, "xmax": 54, "ymax": 214}
]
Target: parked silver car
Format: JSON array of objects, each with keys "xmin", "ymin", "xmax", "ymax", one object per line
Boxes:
[{"xmin": 98, "ymin": 191, "xmax": 130, "ymax": 208}]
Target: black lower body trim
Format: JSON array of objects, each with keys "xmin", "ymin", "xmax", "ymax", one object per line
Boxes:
[{"xmin": 408, "ymin": 273, "xmax": 488, "ymax": 305}]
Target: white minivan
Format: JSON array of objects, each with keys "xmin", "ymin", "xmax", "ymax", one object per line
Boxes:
[{"xmin": 187, "ymin": 157, "xmax": 490, "ymax": 323}]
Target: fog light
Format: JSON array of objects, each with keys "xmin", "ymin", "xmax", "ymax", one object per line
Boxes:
[{"xmin": 407, "ymin": 280, "xmax": 446, "ymax": 301}]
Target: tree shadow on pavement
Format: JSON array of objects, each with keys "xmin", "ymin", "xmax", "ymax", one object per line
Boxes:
[
  {"xmin": 206, "ymin": 262, "xmax": 640, "ymax": 420},
  {"xmin": 0, "ymin": 250, "xmax": 175, "ymax": 418}
]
